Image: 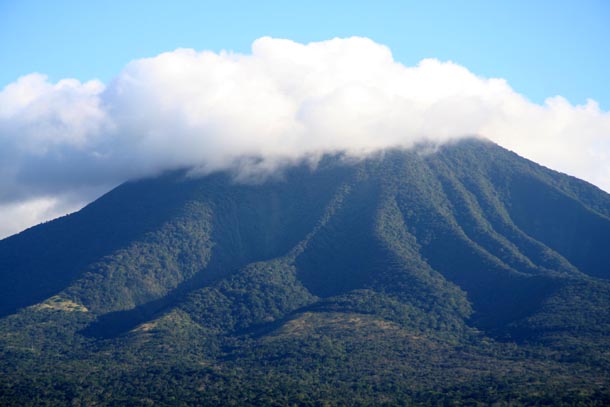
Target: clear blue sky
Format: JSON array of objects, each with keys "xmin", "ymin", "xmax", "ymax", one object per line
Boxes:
[{"xmin": 1, "ymin": 0, "xmax": 609, "ymax": 108}]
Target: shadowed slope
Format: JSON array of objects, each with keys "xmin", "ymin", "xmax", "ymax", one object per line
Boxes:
[{"xmin": 1, "ymin": 139, "xmax": 610, "ymax": 406}]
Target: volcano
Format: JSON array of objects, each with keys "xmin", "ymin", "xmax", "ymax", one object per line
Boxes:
[{"xmin": 1, "ymin": 138, "xmax": 609, "ymax": 405}]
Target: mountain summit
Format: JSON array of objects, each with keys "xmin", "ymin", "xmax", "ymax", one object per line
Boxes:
[{"xmin": 1, "ymin": 139, "xmax": 609, "ymax": 405}]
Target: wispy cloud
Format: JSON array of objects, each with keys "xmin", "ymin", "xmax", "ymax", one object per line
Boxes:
[{"xmin": 1, "ymin": 36, "xmax": 610, "ymax": 238}]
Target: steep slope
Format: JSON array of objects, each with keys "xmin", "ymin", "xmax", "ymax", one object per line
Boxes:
[
  {"xmin": 1, "ymin": 138, "xmax": 609, "ymax": 406},
  {"xmin": 0, "ymin": 172, "xmax": 195, "ymax": 316}
]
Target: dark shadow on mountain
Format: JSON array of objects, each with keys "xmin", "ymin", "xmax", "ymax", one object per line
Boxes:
[{"xmin": 0, "ymin": 171, "xmax": 198, "ymax": 317}]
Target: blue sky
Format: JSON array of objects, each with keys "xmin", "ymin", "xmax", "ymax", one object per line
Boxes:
[
  {"xmin": 1, "ymin": 0, "xmax": 610, "ymax": 238},
  {"xmin": 1, "ymin": 0, "xmax": 609, "ymax": 108}
]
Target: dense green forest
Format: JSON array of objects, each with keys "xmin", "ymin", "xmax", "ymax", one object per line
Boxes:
[{"xmin": 1, "ymin": 139, "xmax": 609, "ymax": 406}]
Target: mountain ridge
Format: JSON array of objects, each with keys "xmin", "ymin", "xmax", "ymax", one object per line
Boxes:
[{"xmin": 1, "ymin": 138, "xmax": 609, "ymax": 405}]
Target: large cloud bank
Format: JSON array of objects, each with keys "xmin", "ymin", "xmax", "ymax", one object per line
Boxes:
[{"xmin": 1, "ymin": 37, "xmax": 610, "ymax": 238}]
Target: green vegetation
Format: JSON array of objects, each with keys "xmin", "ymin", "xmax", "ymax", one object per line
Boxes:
[{"xmin": 1, "ymin": 139, "xmax": 609, "ymax": 405}]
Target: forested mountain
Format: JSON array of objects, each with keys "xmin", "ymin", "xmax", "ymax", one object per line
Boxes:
[{"xmin": 1, "ymin": 138, "xmax": 609, "ymax": 406}]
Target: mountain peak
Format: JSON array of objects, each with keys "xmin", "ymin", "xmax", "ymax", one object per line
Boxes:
[{"xmin": 1, "ymin": 139, "xmax": 609, "ymax": 405}]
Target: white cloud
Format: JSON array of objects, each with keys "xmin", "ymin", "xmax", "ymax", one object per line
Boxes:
[
  {"xmin": 1, "ymin": 36, "xmax": 610, "ymax": 238},
  {"xmin": 0, "ymin": 193, "xmax": 97, "ymax": 238}
]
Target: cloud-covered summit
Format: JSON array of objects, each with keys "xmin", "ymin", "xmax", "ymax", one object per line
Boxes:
[{"xmin": 1, "ymin": 36, "xmax": 610, "ymax": 238}]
